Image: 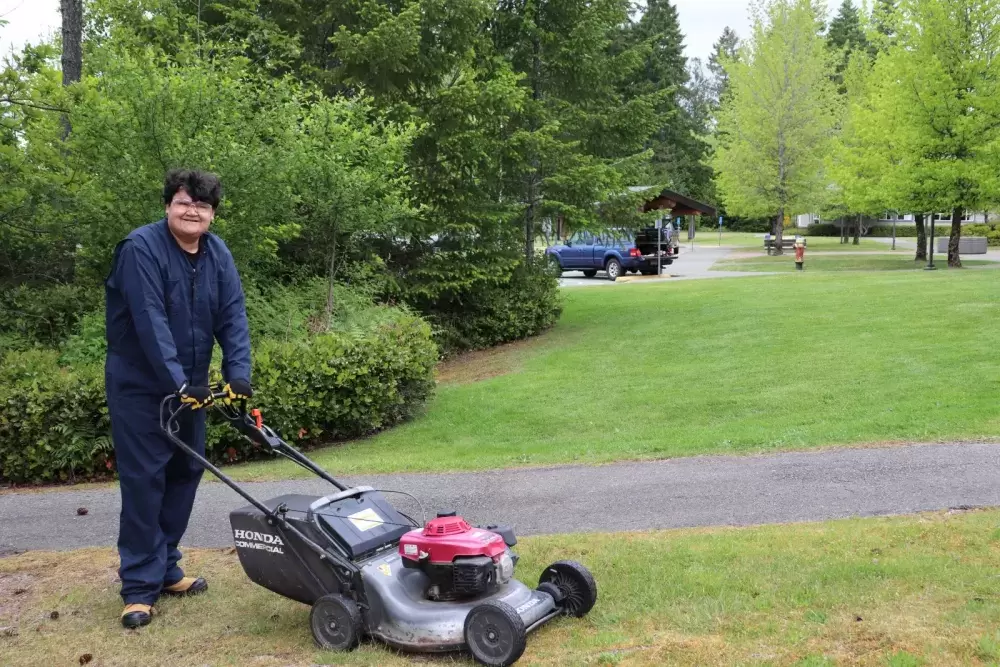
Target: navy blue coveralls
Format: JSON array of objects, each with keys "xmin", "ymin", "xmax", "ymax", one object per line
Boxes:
[{"xmin": 104, "ymin": 218, "xmax": 251, "ymax": 605}]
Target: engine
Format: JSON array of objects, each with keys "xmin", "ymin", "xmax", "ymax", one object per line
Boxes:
[{"xmin": 399, "ymin": 512, "xmax": 518, "ymax": 601}]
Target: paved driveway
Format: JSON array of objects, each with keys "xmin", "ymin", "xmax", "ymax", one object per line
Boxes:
[
  {"xmin": 557, "ymin": 245, "xmax": 778, "ymax": 287},
  {"xmin": 3, "ymin": 442, "xmax": 1000, "ymax": 553}
]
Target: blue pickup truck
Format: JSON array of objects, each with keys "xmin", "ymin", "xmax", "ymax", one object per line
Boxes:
[{"xmin": 545, "ymin": 228, "xmax": 677, "ymax": 281}]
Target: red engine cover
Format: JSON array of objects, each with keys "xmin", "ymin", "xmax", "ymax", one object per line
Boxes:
[{"xmin": 399, "ymin": 515, "xmax": 506, "ymax": 564}]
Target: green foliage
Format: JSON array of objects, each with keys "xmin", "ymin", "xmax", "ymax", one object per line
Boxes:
[
  {"xmin": 859, "ymin": 0, "xmax": 1000, "ymax": 265},
  {"xmin": 826, "ymin": 0, "xmax": 869, "ymax": 90},
  {"xmin": 0, "ymin": 305, "xmax": 438, "ymax": 484},
  {"xmin": 420, "ymin": 259, "xmax": 563, "ymax": 355},
  {"xmin": 707, "ymin": 26, "xmax": 741, "ymax": 107},
  {"xmin": 799, "ymin": 223, "xmax": 843, "ymax": 236},
  {"xmin": 617, "ymin": 0, "xmax": 715, "ymax": 202},
  {"xmin": 0, "ymin": 42, "xmax": 82, "ymax": 286},
  {"xmin": 0, "ymin": 0, "xmax": 694, "ymax": 482},
  {"xmin": 976, "ymin": 631, "xmax": 1000, "ymax": 662},
  {"xmin": 493, "ymin": 0, "xmax": 661, "ymax": 255},
  {"xmin": 723, "ymin": 216, "xmax": 773, "ymax": 233},
  {"xmin": 0, "ymin": 283, "xmax": 102, "ymax": 347},
  {"xmin": 223, "ymin": 310, "xmax": 438, "ymax": 456},
  {"xmin": 73, "ymin": 34, "xmax": 410, "ymax": 282},
  {"xmin": 0, "ymin": 349, "xmax": 111, "ymax": 484},
  {"xmin": 713, "ymin": 0, "xmax": 840, "ymax": 231},
  {"xmin": 58, "ymin": 309, "xmax": 108, "ymax": 367}
]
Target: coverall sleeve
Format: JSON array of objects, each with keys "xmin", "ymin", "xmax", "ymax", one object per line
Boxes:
[
  {"xmin": 116, "ymin": 240, "xmax": 189, "ymax": 393},
  {"xmin": 214, "ymin": 248, "xmax": 253, "ymax": 383}
]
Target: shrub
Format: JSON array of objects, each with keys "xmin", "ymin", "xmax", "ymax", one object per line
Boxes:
[
  {"xmin": 0, "ymin": 283, "xmax": 103, "ymax": 348},
  {"xmin": 800, "ymin": 224, "xmax": 842, "ymax": 237},
  {"xmin": 217, "ymin": 311, "xmax": 438, "ymax": 458},
  {"xmin": 421, "ymin": 260, "xmax": 563, "ymax": 356},
  {"xmin": 0, "ymin": 349, "xmax": 111, "ymax": 484},
  {"xmin": 724, "ymin": 216, "xmax": 773, "ymax": 233},
  {"xmin": 0, "ymin": 307, "xmax": 438, "ymax": 484},
  {"xmin": 58, "ymin": 310, "xmax": 108, "ymax": 367},
  {"xmin": 868, "ymin": 225, "xmax": 924, "ymax": 238}
]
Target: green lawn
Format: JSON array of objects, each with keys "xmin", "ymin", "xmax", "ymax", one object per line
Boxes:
[
  {"xmin": 6, "ymin": 509, "xmax": 1000, "ymax": 665},
  {"xmin": 225, "ymin": 269, "xmax": 1000, "ymax": 481},
  {"xmin": 687, "ymin": 232, "xmax": 900, "ymax": 251},
  {"xmin": 713, "ymin": 254, "xmax": 998, "ymax": 273}
]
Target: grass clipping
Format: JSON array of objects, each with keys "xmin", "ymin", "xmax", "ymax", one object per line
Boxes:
[{"xmin": 5, "ymin": 510, "xmax": 1000, "ymax": 666}]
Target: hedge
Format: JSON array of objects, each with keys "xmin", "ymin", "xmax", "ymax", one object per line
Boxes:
[
  {"xmin": 0, "ymin": 310, "xmax": 438, "ymax": 484},
  {"xmin": 800, "ymin": 221, "xmax": 1000, "ymax": 244},
  {"xmin": 0, "ymin": 283, "xmax": 103, "ymax": 348},
  {"xmin": 422, "ymin": 260, "xmax": 563, "ymax": 355}
]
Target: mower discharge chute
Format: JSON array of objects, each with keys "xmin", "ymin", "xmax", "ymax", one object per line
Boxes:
[{"xmin": 160, "ymin": 387, "xmax": 597, "ymax": 667}]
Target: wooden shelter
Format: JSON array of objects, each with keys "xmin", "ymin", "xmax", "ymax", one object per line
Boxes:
[{"xmin": 638, "ymin": 187, "xmax": 717, "ymax": 218}]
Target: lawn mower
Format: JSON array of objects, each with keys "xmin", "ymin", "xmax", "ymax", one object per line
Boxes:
[{"xmin": 160, "ymin": 385, "xmax": 598, "ymax": 667}]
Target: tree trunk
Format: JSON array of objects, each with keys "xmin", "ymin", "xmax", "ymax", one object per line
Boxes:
[
  {"xmin": 948, "ymin": 207, "xmax": 963, "ymax": 267},
  {"xmin": 325, "ymin": 231, "xmax": 337, "ymax": 325},
  {"xmin": 525, "ymin": 196, "xmax": 535, "ymax": 262},
  {"xmin": 853, "ymin": 214, "xmax": 860, "ymax": 245},
  {"xmin": 524, "ymin": 32, "xmax": 542, "ymax": 264},
  {"xmin": 773, "ymin": 208, "xmax": 784, "ymax": 255},
  {"xmin": 59, "ymin": 0, "xmax": 83, "ymax": 139},
  {"xmin": 914, "ymin": 213, "xmax": 927, "ymax": 261}
]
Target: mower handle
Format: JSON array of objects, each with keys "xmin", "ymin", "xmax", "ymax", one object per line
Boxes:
[
  {"xmin": 155, "ymin": 386, "xmax": 360, "ymax": 584},
  {"xmin": 160, "ymin": 383, "xmax": 283, "ymax": 451},
  {"xmin": 158, "ymin": 384, "xmax": 349, "ymax": 492}
]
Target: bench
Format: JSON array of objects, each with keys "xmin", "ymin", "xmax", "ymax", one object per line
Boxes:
[{"xmin": 764, "ymin": 237, "xmax": 807, "ymax": 254}]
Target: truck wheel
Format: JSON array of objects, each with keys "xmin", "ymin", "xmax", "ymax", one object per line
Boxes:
[
  {"xmin": 583, "ymin": 269, "xmax": 597, "ymax": 277},
  {"xmin": 547, "ymin": 254, "xmax": 562, "ymax": 276},
  {"xmin": 605, "ymin": 258, "xmax": 622, "ymax": 281}
]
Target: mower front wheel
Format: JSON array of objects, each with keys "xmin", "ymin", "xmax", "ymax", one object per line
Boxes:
[
  {"xmin": 464, "ymin": 599, "xmax": 527, "ymax": 667},
  {"xmin": 539, "ymin": 560, "xmax": 598, "ymax": 617},
  {"xmin": 309, "ymin": 593, "xmax": 361, "ymax": 652}
]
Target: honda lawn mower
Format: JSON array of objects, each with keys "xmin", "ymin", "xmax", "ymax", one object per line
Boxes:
[{"xmin": 160, "ymin": 386, "xmax": 597, "ymax": 667}]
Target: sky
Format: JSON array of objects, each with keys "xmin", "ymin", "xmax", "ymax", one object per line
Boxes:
[{"xmin": 0, "ymin": 0, "xmax": 754, "ymax": 65}]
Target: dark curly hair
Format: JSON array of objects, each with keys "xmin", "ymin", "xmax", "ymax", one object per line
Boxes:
[{"xmin": 163, "ymin": 169, "xmax": 223, "ymax": 209}]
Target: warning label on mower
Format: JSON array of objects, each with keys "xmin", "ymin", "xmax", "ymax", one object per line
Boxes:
[
  {"xmin": 348, "ymin": 508, "xmax": 385, "ymax": 532},
  {"xmin": 233, "ymin": 529, "xmax": 285, "ymax": 555}
]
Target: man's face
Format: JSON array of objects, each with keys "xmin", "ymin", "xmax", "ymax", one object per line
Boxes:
[{"xmin": 166, "ymin": 188, "xmax": 215, "ymax": 241}]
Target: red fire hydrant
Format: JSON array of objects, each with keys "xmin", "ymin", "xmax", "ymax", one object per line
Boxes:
[{"xmin": 794, "ymin": 237, "xmax": 805, "ymax": 270}]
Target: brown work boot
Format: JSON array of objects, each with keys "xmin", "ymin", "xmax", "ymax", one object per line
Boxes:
[
  {"xmin": 121, "ymin": 603, "xmax": 153, "ymax": 629},
  {"xmin": 161, "ymin": 576, "xmax": 208, "ymax": 596}
]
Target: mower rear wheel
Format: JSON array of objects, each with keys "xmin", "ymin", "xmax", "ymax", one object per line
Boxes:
[
  {"xmin": 464, "ymin": 599, "xmax": 527, "ymax": 667},
  {"xmin": 539, "ymin": 560, "xmax": 598, "ymax": 617},
  {"xmin": 309, "ymin": 594, "xmax": 361, "ymax": 652}
]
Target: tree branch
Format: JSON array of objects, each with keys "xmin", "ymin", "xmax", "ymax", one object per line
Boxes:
[{"xmin": 0, "ymin": 96, "xmax": 70, "ymax": 113}]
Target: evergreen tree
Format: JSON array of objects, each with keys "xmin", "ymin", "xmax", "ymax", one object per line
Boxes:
[
  {"xmin": 617, "ymin": 0, "xmax": 714, "ymax": 201},
  {"xmin": 707, "ymin": 26, "xmax": 741, "ymax": 107},
  {"xmin": 492, "ymin": 0, "xmax": 661, "ymax": 260},
  {"xmin": 826, "ymin": 0, "xmax": 869, "ymax": 90}
]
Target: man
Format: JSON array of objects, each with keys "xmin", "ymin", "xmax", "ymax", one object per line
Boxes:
[{"xmin": 104, "ymin": 169, "xmax": 253, "ymax": 629}]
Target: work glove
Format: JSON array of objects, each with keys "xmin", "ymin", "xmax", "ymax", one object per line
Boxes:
[
  {"xmin": 178, "ymin": 384, "xmax": 214, "ymax": 410},
  {"xmin": 224, "ymin": 378, "xmax": 253, "ymax": 402}
]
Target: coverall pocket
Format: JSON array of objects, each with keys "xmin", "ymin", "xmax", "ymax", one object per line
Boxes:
[{"xmin": 164, "ymin": 279, "xmax": 183, "ymax": 315}]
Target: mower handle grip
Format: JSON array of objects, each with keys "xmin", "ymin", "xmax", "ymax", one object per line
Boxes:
[{"xmin": 160, "ymin": 384, "xmax": 280, "ymax": 451}]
